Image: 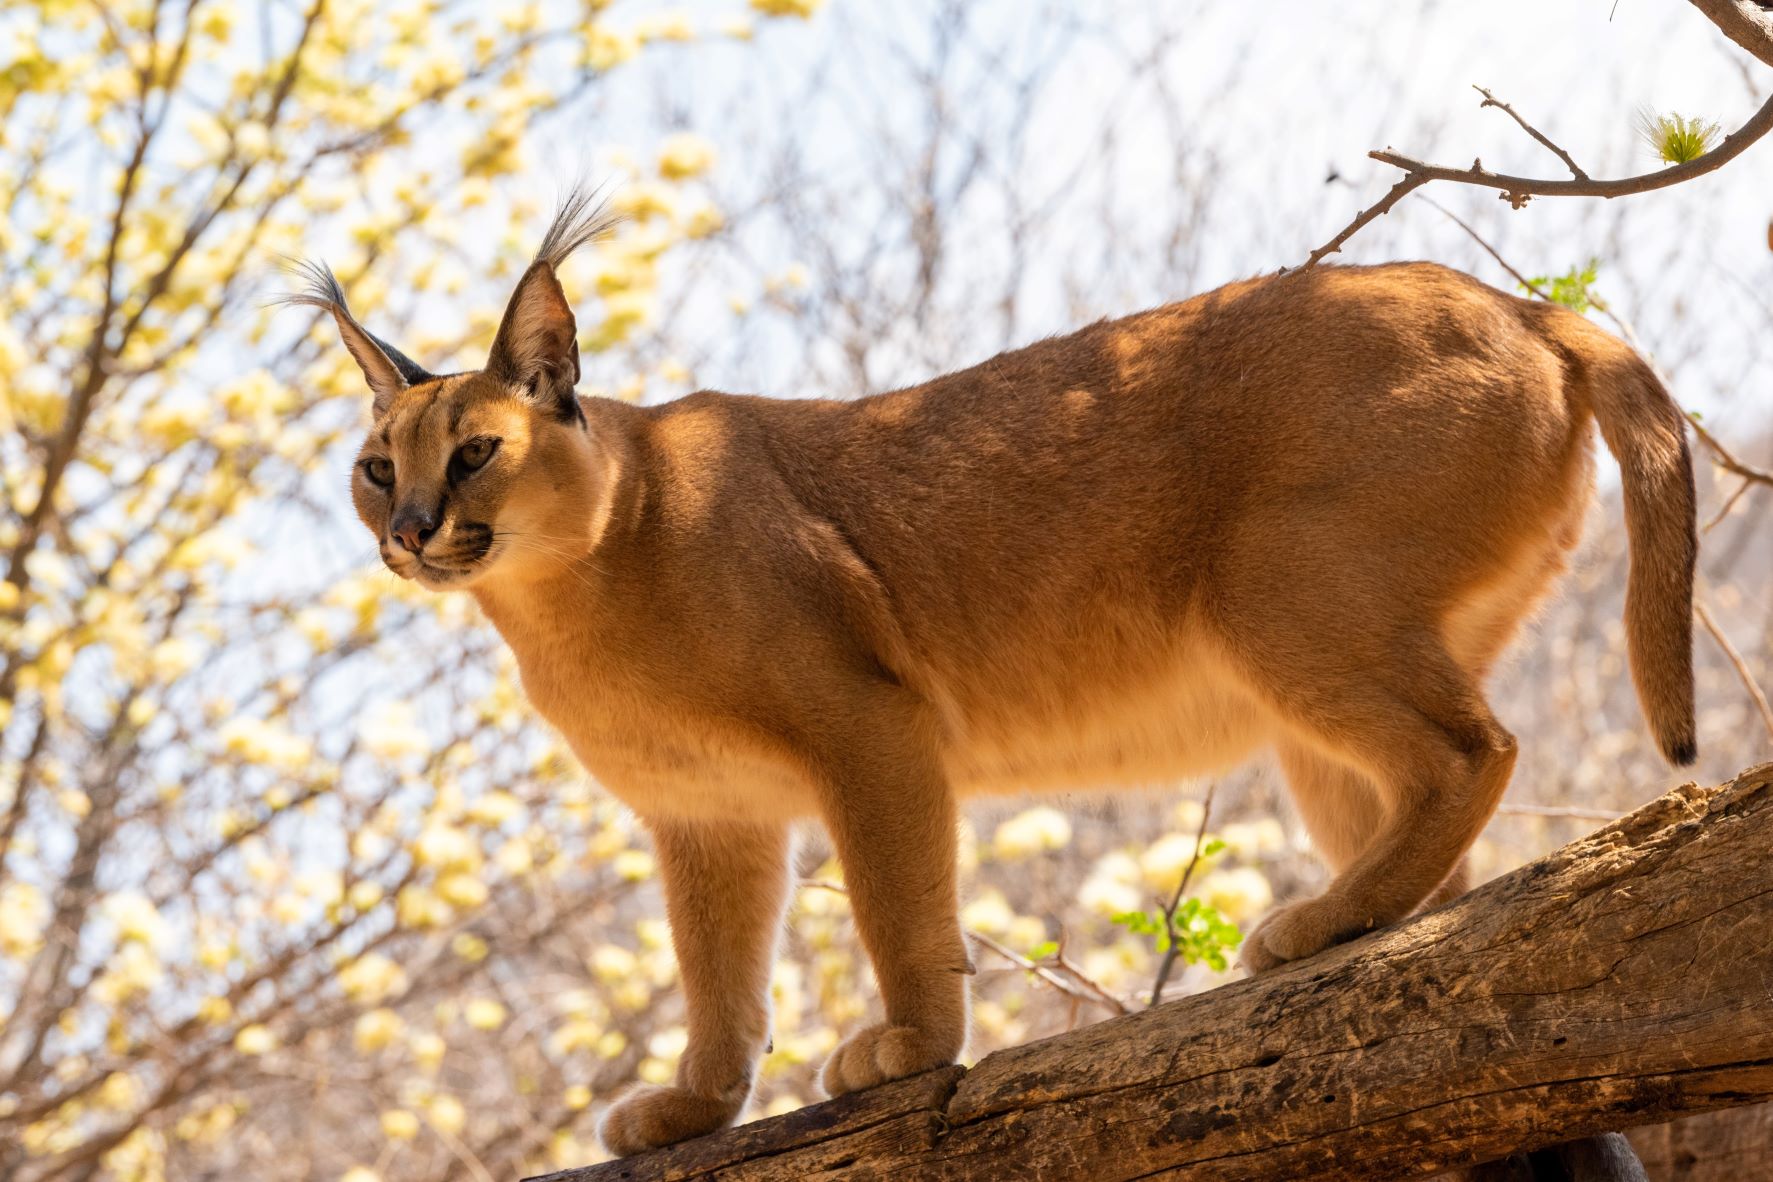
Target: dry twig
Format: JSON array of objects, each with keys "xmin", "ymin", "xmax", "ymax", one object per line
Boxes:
[
  {"xmin": 1149, "ymin": 784, "xmax": 1216, "ymax": 1006},
  {"xmin": 800, "ymin": 878, "xmax": 1131, "ymax": 1017},
  {"xmin": 1473, "ymin": 84, "xmax": 1590, "ymax": 179},
  {"xmin": 1696, "ymin": 600, "xmax": 1773, "ymax": 742},
  {"xmin": 1305, "ymin": 86, "xmax": 1773, "ymax": 266}
]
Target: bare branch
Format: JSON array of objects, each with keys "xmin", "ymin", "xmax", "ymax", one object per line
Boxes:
[
  {"xmin": 1494, "ymin": 803, "xmax": 1622, "ymax": 821},
  {"xmin": 1149, "ymin": 784, "xmax": 1215, "ymax": 1007},
  {"xmin": 1305, "ymin": 81, "xmax": 1773, "ymax": 265},
  {"xmin": 1687, "ymin": 0, "xmax": 1773, "ymax": 69},
  {"xmin": 1416, "ymin": 194, "xmax": 1548, "ymax": 296},
  {"xmin": 1474, "ymin": 84, "xmax": 1589, "ymax": 179},
  {"xmin": 1696, "ymin": 600, "xmax": 1773, "ymax": 742},
  {"xmin": 1302, "ymin": 171, "xmax": 1433, "ymax": 268},
  {"xmin": 967, "ymin": 930, "xmax": 1128, "ymax": 1018},
  {"xmin": 1686, "ymin": 411, "xmax": 1773, "ymax": 489}
]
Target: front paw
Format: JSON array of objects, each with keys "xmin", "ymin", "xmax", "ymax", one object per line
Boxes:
[
  {"xmin": 819, "ymin": 1022, "xmax": 960, "ymax": 1097},
  {"xmin": 596, "ymin": 1083, "xmax": 742, "ymax": 1157},
  {"xmin": 1242, "ymin": 897, "xmax": 1371, "ymax": 974}
]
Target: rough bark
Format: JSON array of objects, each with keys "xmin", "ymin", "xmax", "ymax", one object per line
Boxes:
[
  {"xmin": 532, "ymin": 765, "xmax": 1773, "ymax": 1182},
  {"xmin": 1687, "ymin": 0, "xmax": 1773, "ymax": 69}
]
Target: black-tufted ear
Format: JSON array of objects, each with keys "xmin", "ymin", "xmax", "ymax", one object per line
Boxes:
[
  {"xmin": 484, "ymin": 185, "xmax": 618, "ymax": 422},
  {"xmin": 276, "ymin": 260, "xmax": 434, "ymax": 417},
  {"xmin": 486, "ymin": 261, "xmax": 581, "ymax": 415}
]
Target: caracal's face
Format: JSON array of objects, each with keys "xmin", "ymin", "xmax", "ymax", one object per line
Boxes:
[{"xmin": 351, "ymin": 372, "xmax": 595, "ymax": 591}]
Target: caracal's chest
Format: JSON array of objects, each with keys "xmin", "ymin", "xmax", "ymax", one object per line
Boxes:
[{"xmin": 506, "ymin": 636, "xmax": 825, "ymax": 823}]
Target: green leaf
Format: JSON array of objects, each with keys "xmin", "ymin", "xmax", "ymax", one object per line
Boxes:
[
  {"xmin": 1027, "ymin": 939, "xmax": 1058, "ymax": 961},
  {"xmin": 1522, "ymin": 257, "xmax": 1601, "ymax": 314},
  {"xmin": 1111, "ymin": 909, "xmax": 1163, "ymax": 937}
]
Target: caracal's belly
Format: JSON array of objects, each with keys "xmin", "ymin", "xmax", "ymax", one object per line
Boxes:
[
  {"xmin": 941, "ymin": 655, "xmax": 1272, "ymax": 798},
  {"xmin": 532, "ymin": 645, "xmax": 1270, "ymax": 822}
]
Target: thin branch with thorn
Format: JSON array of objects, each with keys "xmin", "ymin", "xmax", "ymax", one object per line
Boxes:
[
  {"xmin": 1305, "ymin": 85, "xmax": 1773, "ymax": 266},
  {"xmin": 970, "ymin": 929, "xmax": 1129, "ymax": 1017},
  {"xmin": 801, "ymin": 878, "xmax": 1131, "ymax": 1016},
  {"xmin": 1697, "ymin": 600, "xmax": 1773, "ymax": 742},
  {"xmin": 1474, "ymin": 85, "xmax": 1589, "ymax": 179}
]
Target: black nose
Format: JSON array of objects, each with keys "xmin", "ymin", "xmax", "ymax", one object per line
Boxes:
[{"xmin": 390, "ymin": 506, "xmax": 439, "ymax": 554}]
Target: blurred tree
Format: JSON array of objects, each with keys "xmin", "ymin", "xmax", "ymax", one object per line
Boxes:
[{"xmin": 0, "ymin": 2, "xmax": 828, "ymax": 1179}]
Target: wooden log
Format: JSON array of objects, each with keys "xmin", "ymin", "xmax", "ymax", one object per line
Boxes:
[
  {"xmin": 1628, "ymin": 1100, "xmax": 1773, "ymax": 1180},
  {"xmin": 531, "ymin": 764, "xmax": 1773, "ymax": 1182}
]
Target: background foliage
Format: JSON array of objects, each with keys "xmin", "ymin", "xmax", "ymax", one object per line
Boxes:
[{"xmin": 1, "ymin": 1, "xmax": 1768, "ymax": 1179}]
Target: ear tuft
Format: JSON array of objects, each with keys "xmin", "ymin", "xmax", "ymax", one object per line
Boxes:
[
  {"xmin": 485, "ymin": 185, "xmax": 619, "ymax": 418},
  {"xmin": 273, "ymin": 259, "xmax": 435, "ymax": 416},
  {"xmin": 536, "ymin": 181, "xmax": 623, "ymax": 270}
]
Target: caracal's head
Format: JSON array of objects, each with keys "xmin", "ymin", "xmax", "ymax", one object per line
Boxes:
[{"xmin": 283, "ymin": 188, "xmax": 620, "ymax": 592}]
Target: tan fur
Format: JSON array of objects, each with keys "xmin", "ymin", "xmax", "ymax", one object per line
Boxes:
[{"xmin": 315, "ymin": 214, "xmax": 1697, "ymax": 1155}]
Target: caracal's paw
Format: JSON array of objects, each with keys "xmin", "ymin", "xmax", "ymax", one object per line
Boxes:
[
  {"xmin": 1242, "ymin": 897, "xmax": 1373, "ymax": 975},
  {"xmin": 596, "ymin": 1084, "xmax": 741, "ymax": 1157},
  {"xmin": 819, "ymin": 1022, "xmax": 959, "ymax": 1097}
]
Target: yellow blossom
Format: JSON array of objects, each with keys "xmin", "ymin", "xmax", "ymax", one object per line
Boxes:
[
  {"xmin": 657, "ymin": 132, "xmax": 715, "ymax": 180},
  {"xmin": 427, "ymin": 1094, "xmax": 466, "ymax": 1135},
  {"xmin": 991, "ymin": 807, "xmax": 1072, "ymax": 859},
  {"xmin": 590, "ymin": 944, "xmax": 637, "ymax": 980},
  {"xmin": 586, "ymin": 25, "xmax": 638, "ymax": 70},
  {"xmin": 436, "ymin": 872, "xmax": 488, "ymax": 910},
  {"xmin": 234, "ymin": 1025, "xmax": 278, "ymax": 1055},
  {"xmin": 347, "ymin": 881, "xmax": 384, "ymax": 911},
  {"xmin": 338, "ymin": 953, "xmax": 407, "ymax": 1003},
  {"xmin": 751, "ymin": 0, "xmax": 824, "ymax": 16},
  {"xmin": 380, "ymin": 1109, "xmax": 420, "ymax": 1140},
  {"xmin": 1200, "ymin": 866, "xmax": 1275, "ymax": 923},
  {"xmin": 353, "ymin": 1008, "xmax": 405, "ymax": 1053},
  {"xmin": 612, "ymin": 849, "xmax": 654, "ymax": 881},
  {"xmin": 411, "ymin": 1032, "xmax": 447, "ymax": 1071},
  {"xmin": 0, "ymin": 882, "xmax": 49, "ymax": 956}
]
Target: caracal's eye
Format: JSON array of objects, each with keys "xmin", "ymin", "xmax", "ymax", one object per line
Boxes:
[
  {"xmin": 363, "ymin": 456, "xmax": 395, "ymax": 488},
  {"xmin": 454, "ymin": 436, "xmax": 498, "ymax": 474}
]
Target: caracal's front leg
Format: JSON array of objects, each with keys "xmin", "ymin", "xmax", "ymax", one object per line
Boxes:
[
  {"xmin": 817, "ymin": 730, "xmax": 971, "ymax": 1096},
  {"xmin": 598, "ymin": 819, "xmax": 791, "ymax": 1156}
]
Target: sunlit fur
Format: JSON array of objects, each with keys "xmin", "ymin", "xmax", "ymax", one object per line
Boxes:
[{"xmin": 301, "ymin": 194, "xmax": 1697, "ymax": 1156}]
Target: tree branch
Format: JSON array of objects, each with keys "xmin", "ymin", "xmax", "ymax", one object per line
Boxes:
[
  {"xmin": 1473, "ymin": 84, "xmax": 1588, "ymax": 179},
  {"xmin": 1696, "ymin": 601, "xmax": 1773, "ymax": 741},
  {"xmin": 536, "ymin": 765, "xmax": 1773, "ymax": 1182},
  {"xmin": 1304, "ymin": 0, "xmax": 1773, "ymax": 267},
  {"xmin": 1687, "ymin": 0, "xmax": 1773, "ymax": 69}
]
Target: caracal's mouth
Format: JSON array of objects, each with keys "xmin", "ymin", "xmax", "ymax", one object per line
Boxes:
[{"xmin": 381, "ymin": 546, "xmax": 485, "ymax": 589}]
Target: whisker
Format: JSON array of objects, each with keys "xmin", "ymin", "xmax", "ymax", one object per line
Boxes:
[{"xmin": 488, "ymin": 534, "xmax": 604, "ymax": 591}]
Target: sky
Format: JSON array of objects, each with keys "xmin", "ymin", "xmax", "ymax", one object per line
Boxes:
[{"xmin": 553, "ymin": 0, "xmax": 1772, "ymax": 427}]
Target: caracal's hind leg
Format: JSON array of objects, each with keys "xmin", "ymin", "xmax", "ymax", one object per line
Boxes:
[
  {"xmin": 1242, "ymin": 637, "xmax": 1516, "ymax": 973},
  {"xmin": 1276, "ymin": 742, "xmax": 1386, "ymax": 872},
  {"xmin": 1278, "ymin": 742, "xmax": 1472, "ymax": 912}
]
